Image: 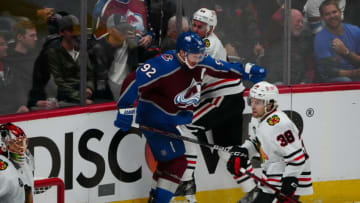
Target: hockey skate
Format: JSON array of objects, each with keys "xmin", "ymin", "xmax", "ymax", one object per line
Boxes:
[
  {"xmin": 237, "ymin": 187, "xmax": 259, "ymax": 203},
  {"xmin": 172, "ymin": 179, "xmax": 197, "ymax": 203}
]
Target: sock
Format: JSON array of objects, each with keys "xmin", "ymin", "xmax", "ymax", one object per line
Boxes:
[{"xmin": 154, "ymin": 187, "xmax": 174, "ymax": 203}]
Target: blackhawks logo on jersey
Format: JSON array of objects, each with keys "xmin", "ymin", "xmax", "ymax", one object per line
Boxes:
[
  {"xmin": 0, "ymin": 159, "xmax": 8, "ymax": 170},
  {"xmin": 259, "ymin": 147, "xmax": 269, "ymax": 163},
  {"xmin": 204, "ymin": 39, "xmax": 210, "ymax": 47},
  {"xmin": 255, "ymin": 139, "xmax": 268, "ymax": 163},
  {"xmin": 267, "ymin": 115, "xmax": 280, "ymax": 126}
]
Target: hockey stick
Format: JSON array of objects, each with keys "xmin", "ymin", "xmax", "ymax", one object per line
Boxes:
[
  {"xmin": 118, "ymin": 108, "xmax": 235, "ymax": 154},
  {"xmin": 239, "ymin": 168, "xmax": 301, "ymax": 203},
  {"xmin": 138, "ymin": 124, "xmax": 235, "ymax": 154}
]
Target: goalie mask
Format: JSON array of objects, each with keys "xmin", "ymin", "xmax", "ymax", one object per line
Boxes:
[
  {"xmin": 0, "ymin": 123, "xmax": 28, "ymax": 165},
  {"xmin": 248, "ymin": 81, "xmax": 279, "ymax": 114}
]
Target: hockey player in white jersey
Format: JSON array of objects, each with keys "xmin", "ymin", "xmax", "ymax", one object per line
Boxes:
[
  {"xmin": 174, "ymin": 8, "xmax": 259, "ymax": 203},
  {"xmin": 0, "ymin": 123, "xmax": 34, "ymax": 203},
  {"xmin": 227, "ymin": 81, "xmax": 313, "ymax": 203}
]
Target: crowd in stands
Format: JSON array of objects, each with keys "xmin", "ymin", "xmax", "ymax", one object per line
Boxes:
[{"xmin": 0, "ymin": 0, "xmax": 359, "ymax": 115}]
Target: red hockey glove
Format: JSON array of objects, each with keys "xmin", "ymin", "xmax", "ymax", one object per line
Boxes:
[
  {"xmin": 226, "ymin": 146, "xmax": 249, "ymax": 177},
  {"xmin": 276, "ymin": 177, "xmax": 298, "ymax": 203}
]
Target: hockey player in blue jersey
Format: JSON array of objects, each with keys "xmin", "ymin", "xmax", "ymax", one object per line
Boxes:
[{"xmin": 114, "ymin": 31, "xmax": 266, "ymax": 203}]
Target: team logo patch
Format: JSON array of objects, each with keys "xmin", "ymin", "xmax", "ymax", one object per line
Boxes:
[
  {"xmin": 204, "ymin": 39, "xmax": 210, "ymax": 47},
  {"xmin": 174, "ymin": 79, "xmax": 201, "ymax": 108},
  {"xmin": 0, "ymin": 159, "xmax": 8, "ymax": 170},
  {"xmin": 267, "ymin": 115, "xmax": 280, "ymax": 126}
]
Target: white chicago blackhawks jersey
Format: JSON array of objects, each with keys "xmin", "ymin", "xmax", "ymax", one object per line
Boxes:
[
  {"xmin": 242, "ymin": 110, "xmax": 313, "ymax": 195},
  {"xmin": 200, "ymin": 32, "xmax": 245, "ymax": 101},
  {"xmin": 0, "ymin": 154, "xmax": 34, "ymax": 203}
]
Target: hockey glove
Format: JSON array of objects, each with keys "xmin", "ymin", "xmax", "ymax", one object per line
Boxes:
[
  {"xmin": 276, "ymin": 176, "xmax": 298, "ymax": 203},
  {"xmin": 243, "ymin": 63, "xmax": 267, "ymax": 83},
  {"xmin": 226, "ymin": 146, "xmax": 249, "ymax": 177},
  {"xmin": 114, "ymin": 110, "xmax": 133, "ymax": 132}
]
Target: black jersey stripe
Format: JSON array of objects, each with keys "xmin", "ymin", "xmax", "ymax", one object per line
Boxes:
[
  {"xmin": 262, "ymin": 171, "xmax": 283, "ymax": 177},
  {"xmin": 298, "ymin": 183, "xmax": 313, "ymax": 188},
  {"xmin": 287, "ymin": 160, "xmax": 306, "ymax": 166},
  {"xmin": 185, "ymin": 154, "xmax": 198, "ymax": 159},
  {"xmin": 236, "ymin": 176, "xmax": 251, "ymax": 184},
  {"xmin": 301, "ymin": 171, "xmax": 311, "ymax": 175},
  {"xmin": 284, "ymin": 149, "xmax": 303, "ymax": 159},
  {"xmin": 201, "ymin": 80, "xmax": 242, "ymax": 96}
]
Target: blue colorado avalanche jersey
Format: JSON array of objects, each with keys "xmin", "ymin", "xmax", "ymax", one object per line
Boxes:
[{"xmin": 117, "ymin": 50, "xmax": 245, "ymax": 127}]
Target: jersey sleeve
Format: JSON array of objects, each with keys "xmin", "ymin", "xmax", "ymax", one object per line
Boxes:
[
  {"xmin": 0, "ymin": 159, "xmax": 23, "ymax": 202},
  {"xmin": 199, "ymin": 55, "xmax": 246, "ymax": 79},
  {"xmin": 242, "ymin": 118, "xmax": 260, "ymax": 158},
  {"xmin": 274, "ymin": 120, "xmax": 307, "ymax": 178},
  {"xmin": 116, "ymin": 71, "xmax": 139, "ymax": 108},
  {"xmin": 116, "ymin": 56, "xmax": 168, "ymax": 108}
]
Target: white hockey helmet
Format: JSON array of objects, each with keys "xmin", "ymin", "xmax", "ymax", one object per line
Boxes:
[
  {"xmin": 248, "ymin": 81, "xmax": 279, "ymax": 112},
  {"xmin": 193, "ymin": 8, "xmax": 217, "ymax": 34},
  {"xmin": 0, "ymin": 123, "xmax": 28, "ymax": 165}
]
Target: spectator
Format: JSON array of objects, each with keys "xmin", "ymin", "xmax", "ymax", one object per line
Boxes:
[
  {"xmin": 1, "ymin": 19, "xmax": 39, "ymax": 114},
  {"xmin": 27, "ymin": 12, "xmax": 72, "ymax": 110},
  {"xmin": 160, "ymin": 15, "xmax": 189, "ymax": 53},
  {"xmin": 344, "ymin": 0, "xmax": 360, "ymax": 28},
  {"xmin": 147, "ymin": 0, "xmax": 178, "ymax": 46},
  {"xmin": 0, "ymin": 1, "xmax": 54, "ymax": 27},
  {"xmin": 0, "ymin": 32, "xmax": 31, "ymax": 114},
  {"xmin": 27, "ymin": 34, "xmax": 61, "ymax": 110},
  {"xmin": 0, "ymin": 0, "xmax": 54, "ymax": 45},
  {"xmin": 6, "ymin": 20, "xmax": 38, "ymax": 96},
  {"xmin": 0, "ymin": 32, "xmax": 10, "ymax": 95},
  {"xmin": 212, "ymin": 0, "xmax": 264, "ymax": 63},
  {"xmin": 92, "ymin": 0, "xmax": 153, "ymax": 48},
  {"xmin": 303, "ymin": 0, "xmax": 346, "ymax": 34},
  {"xmin": 314, "ymin": 0, "xmax": 360, "ymax": 82},
  {"xmin": 0, "ymin": 17, "xmax": 12, "ymax": 85},
  {"xmin": 47, "ymin": 15, "xmax": 94, "ymax": 105},
  {"xmin": 262, "ymin": 9, "xmax": 314, "ymax": 84},
  {"xmin": 88, "ymin": 13, "xmax": 139, "ymax": 101}
]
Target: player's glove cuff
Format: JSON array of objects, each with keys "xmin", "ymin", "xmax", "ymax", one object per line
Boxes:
[
  {"xmin": 277, "ymin": 176, "xmax": 298, "ymax": 203},
  {"xmin": 114, "ymin": 110, "xmax": 133, "ymax": 132},
  {"xmin": 241, "ymin": 63, "xmax": 267, "ymax": 82},
  {"xmin": 226, "ymin": 146, "xmax": 249, "ymax": 177}
]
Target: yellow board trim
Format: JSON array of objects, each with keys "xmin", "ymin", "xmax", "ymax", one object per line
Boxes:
[{"xmin": 109, "ymin": 179, "xmax": 360, "ymax": 203}]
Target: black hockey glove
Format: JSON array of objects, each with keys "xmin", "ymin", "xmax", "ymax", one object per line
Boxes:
[
  {"xmin": 276, "ymin": 176, "xmax": 298, "ymax": 203},
  {"xmin": 226, "ymin": 146, "xmax": 249, "ymax": 177}
]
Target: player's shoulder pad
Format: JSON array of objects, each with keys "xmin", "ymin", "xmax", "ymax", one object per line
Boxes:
[
  {"xmin": 136, "ymin": 51, "xmax": 179, "ymax": 81},
  {"xmin": 141, "ymin": 51, "xmax": 178, "ymax": 70},
  {"xmin": 199, "ymin": 54, "xmax": 226, "ymax": 68}
]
